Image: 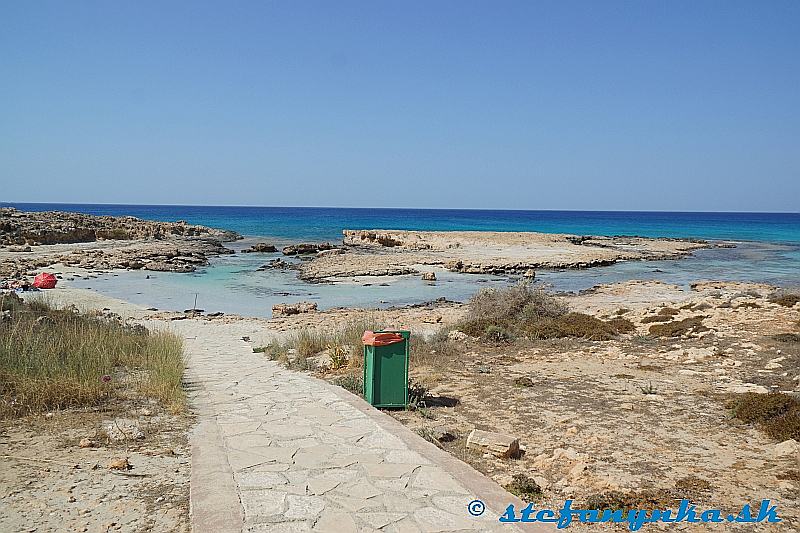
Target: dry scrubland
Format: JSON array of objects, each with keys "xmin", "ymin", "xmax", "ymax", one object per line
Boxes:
[
  {"xmin": 263, "ymin": 282, "xmax": 800, "ymax": 530},
  {"xmin": 0, "ymin": 295, "xmax": 190, "ymax": 532}
]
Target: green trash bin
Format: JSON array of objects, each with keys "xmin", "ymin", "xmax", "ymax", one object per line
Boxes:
[{"xmin": 362, "ymin": 330, "xmax": 410, "ymax": 408}]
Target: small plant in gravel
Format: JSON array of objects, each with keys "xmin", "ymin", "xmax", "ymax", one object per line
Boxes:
[
  {"xmin": 327, "ymin": 342, "xmax": 349, "ymax": 370},
  {"xmin": 640, "ymin": 382, "xmax": 658, "ymax": 395},
  {"xmin": 504, "ymin": 474, "xmax": 542, "ymax": 501},
  {"xmin": 417, "ymin": 427, "xmax": 444, "ymax": 448},
  {"xmin": 408, "ymin": 379, "xmax": 428, "ymax": 408},
  {"xmin": 334, "ymin": 372, "xmax": 363, "ymax": 395}
]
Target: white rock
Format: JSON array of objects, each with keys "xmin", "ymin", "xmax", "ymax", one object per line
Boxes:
[
  {"xmin": 466, "ymin": 429, "xmax": 520, "ymax": 458},
  {"xmin": 774, "ymin": 439, "xmax": 799, "ymax": 458},
  {"xmin": 446, "ymin": 330, "xmax": 468, "ymax": 341}
]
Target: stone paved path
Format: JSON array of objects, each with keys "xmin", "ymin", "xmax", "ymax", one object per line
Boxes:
[{"xmin": 178, "ymin": 320, "xmax": 543, "ymax": 532}]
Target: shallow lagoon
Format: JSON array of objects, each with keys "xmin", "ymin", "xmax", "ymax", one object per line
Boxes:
[{"xmin": 68, "ymin": 239, "xmax": 799, "ymax": 318}]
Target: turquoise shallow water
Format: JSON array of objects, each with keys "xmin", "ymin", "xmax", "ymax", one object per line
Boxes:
[{"xmin": 5, "ymin": 203, "xmax": 799, "ymax": 316}]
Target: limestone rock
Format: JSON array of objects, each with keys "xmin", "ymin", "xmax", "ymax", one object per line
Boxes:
[
  {"xmin": 317, "ymin": 248, "xmax": 345, "ymax": 258},
  {"xmin": 774, "ymin": 439, "xmax": 799, "ymax": 458},
  {"xmin": 0, "ymin": 207, "xmax": 239, "ymax": 246},
  {"xmin": 447, "ymin": 330, "xmax": 468, "ymax": 341},
  {"xmin": 282, "ymin": 242, "xmax": 335, "ymax": 256},
  {"xmin": 257, "ymin": 259, "xmax": 298, "ymax": 271},
  {"xmin": 421, "ymin": 272, "xmax": 436, "ymax": 281},
  {"xmin": 272, "ymin": 301, "xmax": 318, "ymax": 316},
  {"xmin": 466, "ymin": 429, "xmax": 520, "ymax": 458},
  {"xmin": 108, "ymin": 457, "xmax": 130, "ymax": 470},
  {"xmin": 242, "ymin": 242, "xmax": 277, "ymax": 253}
]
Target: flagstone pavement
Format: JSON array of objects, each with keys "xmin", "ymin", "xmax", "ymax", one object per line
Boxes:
[{"xmin": 178, "ymin": 320, "xmax": 548, "ymax": 533}]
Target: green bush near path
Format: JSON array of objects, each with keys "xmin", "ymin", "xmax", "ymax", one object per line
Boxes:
[{"xmin": 0, "ymin": 293, "xmax": 185, "ymax": 417}]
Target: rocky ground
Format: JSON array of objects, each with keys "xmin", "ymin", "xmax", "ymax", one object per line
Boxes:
[
  {"xmin": 0, "ymin": 406, "xmax": 191, "ymax": 533},
  {"xmin": 297, "ymin": 229, "xmax": 715, "ymax": 282},
  {"xmin": 378, "ymin": 280, "xmax": 800, "ymax": 531},
  {"xmin": 4, "ymin": 278, "xmax": 799, "ymax": 531},
  {"xmin": 3, "ymin": 209, "xmax": 798, "ymax": 530}
]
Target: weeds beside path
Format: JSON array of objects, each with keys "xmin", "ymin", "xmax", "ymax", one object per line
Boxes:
[{"xmin": 0, "ymin": 292, "xmax": 185, "ymax": 417}]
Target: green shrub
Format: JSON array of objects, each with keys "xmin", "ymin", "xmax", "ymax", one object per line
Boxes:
[
  {"xmin": 483, "ymin": 325, "xmax": 514, "ymax": 343},
  {"xmin": 505, "ymin": 474, "xmax": 542, "ymax": 502},
  {"xmin": 334, "ymin": 372, "xmax": 363, "ymax": 395}
]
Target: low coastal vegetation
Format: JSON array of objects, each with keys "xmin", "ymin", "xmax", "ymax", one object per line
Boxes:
[
  {"xmin": 0, "ymin": 293, "xmax": 185, "ymax": 417},
  {"xmin": 769, "ymin": 289, "xmax": 800, "ymax": 308},
  {"xmin": 457, "ymin": 283, "xmax": 634, "ymax": 342},
  {"xmin": 647, "ymin": 316, "xmax": 709, "ymax": 337},
  {"xmin": 258, "ymin": 316, "xmax": 384, "ymax": 371},
  {"xmin": 729, "ymin": 392, "xmax": 800, "ymax": 441}
]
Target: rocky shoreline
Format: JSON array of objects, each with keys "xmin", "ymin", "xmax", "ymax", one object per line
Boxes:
[
  {"xmin": 0, "ymin": 208, "xmax": 241, "ymax": 279},
  {"xmin": 1, "ymin": 209, "xmax": 727, "ymax": 286}
]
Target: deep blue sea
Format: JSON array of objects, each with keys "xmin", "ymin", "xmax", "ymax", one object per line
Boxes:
[
  {"xmin": 4, "ymin": 203, "xmax": 800, "ymax": 243},
  {"xmin": 4, "ymin": 203, "xmax": 799, "ymax": 317}
]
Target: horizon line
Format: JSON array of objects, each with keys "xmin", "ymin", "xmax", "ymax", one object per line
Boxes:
[{"xmin": 2, "ymin": 201, "xmax": 799, "ymax": 216}]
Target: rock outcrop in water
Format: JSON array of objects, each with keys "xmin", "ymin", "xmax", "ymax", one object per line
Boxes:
[
  {"xmin": 282, "ymin": 243, "xmax": 336, "ymax": 256},
  {"xmin": 241, "ymin": 243, "xmax": 278, "ymax": 253},
  {"xmin": 295, "ymin": 229, "xmax": 715, "ymax": 282},
  {"xmin": 0, "ymin": 208, "xmax": 241, "ymax": 279},
  {"xmin": 0, "ymin": 207, "xmax": 239, "ymax": 245}
]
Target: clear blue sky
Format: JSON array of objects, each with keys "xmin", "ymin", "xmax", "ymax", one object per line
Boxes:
[{"xmin": 2, "ymin": 1, "xmax": 798, "ymax": 211}]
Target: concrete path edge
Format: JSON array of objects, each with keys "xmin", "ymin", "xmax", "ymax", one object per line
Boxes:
[{"xmin": 319, "ymin": 378, "xmax": 553, "ymax": 531}]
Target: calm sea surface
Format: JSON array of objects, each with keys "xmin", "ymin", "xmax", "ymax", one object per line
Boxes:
[{"xmin": 5, "ymin": 203, "xmax": 799, "ymax": 316}]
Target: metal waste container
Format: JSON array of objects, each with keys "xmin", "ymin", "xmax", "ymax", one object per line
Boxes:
[{"xmin": 362, "ymin": 330, "xmax": 410, "ymax": 408}]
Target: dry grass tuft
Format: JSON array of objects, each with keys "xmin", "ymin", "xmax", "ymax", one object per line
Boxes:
[
  {"xmin": 525, "ymin": 313, "xmax": 634, "ymax": 341},
  {"xmin": 410, "ymin": 329, "xmax": 460, "ymax": 368},
  {"xmin": 257, "ymin": 316, "xmax": 384, "ymax": 371},
  {"xmin": 0, "ymin": 297, "xmax": 185, "ymax": 417}
]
